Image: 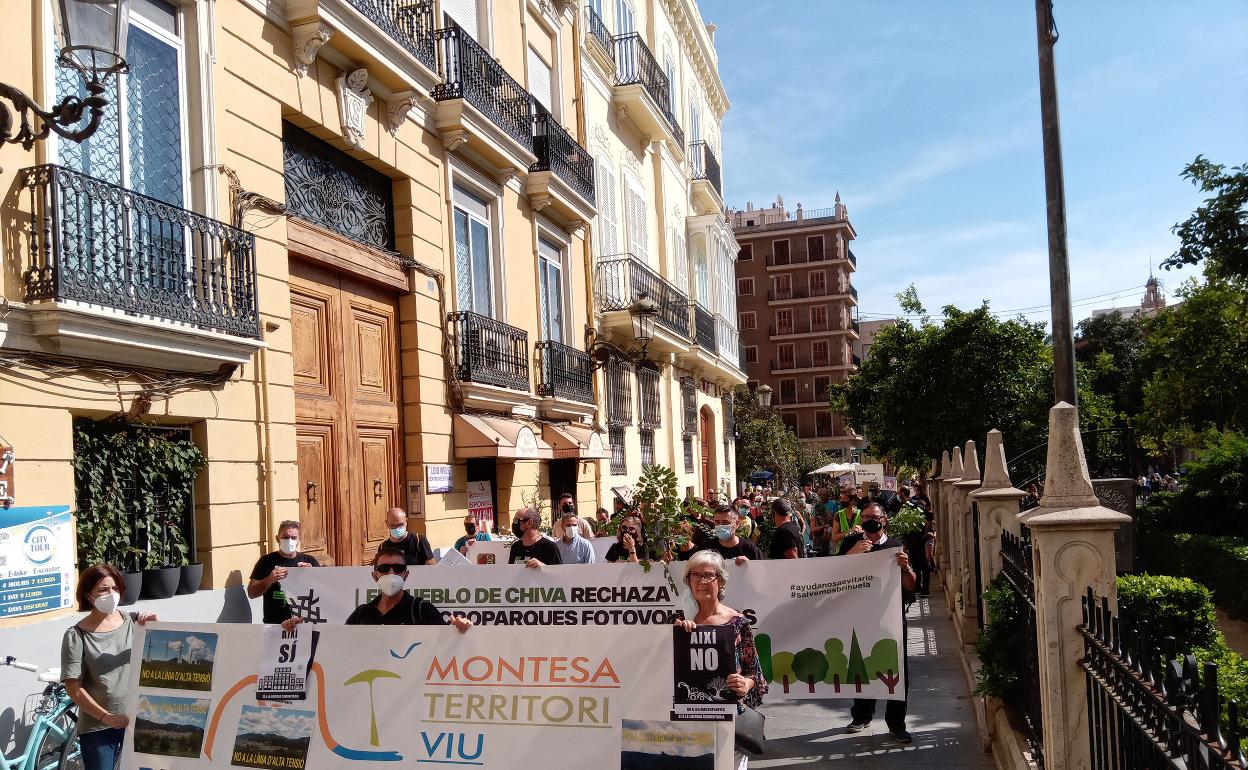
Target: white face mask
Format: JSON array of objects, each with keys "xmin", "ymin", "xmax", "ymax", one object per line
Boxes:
[
  {"xmin": 92, "ymin": 590, "xmax": 120, "ymax": 615},
  {"xmin": 376, "ymin": 574, "xmax": 405, "ymax": 597},
  {"xmin": 279, "ymin": 538, "xmax": 299, "ymax": 555}
]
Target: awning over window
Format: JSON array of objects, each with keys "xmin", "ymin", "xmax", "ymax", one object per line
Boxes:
[
  {"xmin": 454, "ymin": 414, "xmax": 552, "ymax": 459},
  {"xmin": 542, "ymin": 424, "xmax": 611, "ymax": 460}
]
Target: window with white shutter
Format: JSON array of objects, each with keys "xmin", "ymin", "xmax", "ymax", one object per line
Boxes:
[
  {"xmin": 596, "ymin": 158, "xmax": 618, "ymax": 256},
  {"xmin": 623, "ymin": 175, "xmax": 647, "ymax": 259},
  {"xmin": 527, "ymin": 46, "xmax": 554, "ymax": 114},
  {"xmin": 443, "ymin": 0, "xmax": 479, "ymax": 39}
]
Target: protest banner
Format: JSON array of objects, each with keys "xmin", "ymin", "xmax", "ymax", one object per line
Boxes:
[
  {"xmin": 121, "ymin": 623, "xmax": 734, "ymax": 769},
  {"xmin": 283, "ymin": 552, "xmax": 906, "ymax": 700},
  {"xmin": 0, "ymin": 505, "xmax": 75, "ymax": 618},
  {"xmin": 466, "ymin": 481, "xmax": 494, "ymax": 533}
]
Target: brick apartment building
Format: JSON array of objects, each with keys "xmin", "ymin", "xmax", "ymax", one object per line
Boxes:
[{"xmin": 730, "ymin": 196, "xmax": 862, "ymax": 454}]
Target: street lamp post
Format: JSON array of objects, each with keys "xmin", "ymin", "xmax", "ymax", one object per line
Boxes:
[
  {"xmin": 1034, "ymin": 0, "xmax": 1078, "ymax": 406},
  {"xmin": 755, "ymin": 384, "xmax": 772, "ymax": 409},
  {"xmin": 0, "ymin": 0, "xmax": 131, "ymax": 149}
]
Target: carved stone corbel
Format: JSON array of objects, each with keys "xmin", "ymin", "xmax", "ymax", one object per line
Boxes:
[
  {"xmin": 336, "ymin": 68, "xmax": 373, "ymax": 149},
  {"xmin": 386, "ymin": 90, "xmax": 419, "ymax": 136},
  {"xmin": 292, "ymin": 22, "xmax": 333, "ymax": 77},
  {"xmin": 495, "ymin": 167, "xmax": 520, "ymax": 187},
  {"xmin": 530, "ymin": 194, "xmax": 553, "ymax": 212},
  {"xmin": 567, "ymin": 219, "xmax": 587, "ymax": 238},
  {"xmin": 441, "ymin": 129, "xmax": 470, "ymax": 152}
]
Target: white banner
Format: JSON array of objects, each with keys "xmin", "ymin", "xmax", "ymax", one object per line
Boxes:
[
  {"xmin": 121, "ymin": 623, "xmax": 733, "ymax": 769},
  {"xmin": 283, "ymin": 554, "xmax": 906, "ymax": 700}
]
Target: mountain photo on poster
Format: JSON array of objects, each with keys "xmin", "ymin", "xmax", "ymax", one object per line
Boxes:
[
  {"xmin": 132, "ymin": 695, "xmax": 210, "ymax": 759},
  {"xmin": 230, "ymin": 704, "xmax": 315, "ymax": 769},
  {"xmin": 621, "ymin": 719, "xmax": 715, "ymax": 769}
]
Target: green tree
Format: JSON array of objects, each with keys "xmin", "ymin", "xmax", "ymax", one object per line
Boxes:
[
  {"xmin": 823, "ymin": 638, "xmax": 849, "ymax": 690},
  {"xmin": 1162, "ymin": 156, "xmax": 1248, "ymax": 281},
  {"xmin": 770, "ymin": 651, "xmax": 795, "ymax": 694},
  {"xmin": 865, "ymin": 639, "xmax": 901, "ymax": 693},
  {"xmin": 1075, "ymin": 312, "xmax": 1148, "ymax": 421},
  {"xmin": 755, "ymin": 634, "xmax": 773, "ymax": 682},
  {"xmin": 732, "ymin": 384, "xmax": 800, "ymax": 487},
  {"xmin": 845, "ymin": 630, "xmax": 869, "ymax": 693},
  {"xmin": 791, "ymin": 647, "xmax": 829, "ymax": 694}
]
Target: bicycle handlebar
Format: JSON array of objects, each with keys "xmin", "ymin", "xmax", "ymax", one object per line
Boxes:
[{"xmin": 4, "ymin": 656, "xmax": 41, "ymax": 673}]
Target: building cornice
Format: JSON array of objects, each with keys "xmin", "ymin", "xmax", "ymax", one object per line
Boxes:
[{"xmin": 659, "ymin": 0, "xmax": 730, "ymax": 118}]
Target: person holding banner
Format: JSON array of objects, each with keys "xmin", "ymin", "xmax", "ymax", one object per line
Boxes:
[
  {"xmin": 839, "ymin": 503, "xmax": 916, "ymax": 743},
  {"xmin": 673, "ymin": 550, "xmax": 767, "ymax": 768},
  {"xmin": 508, "ymin": 508, "xmax": 563, "ymax": 567},
  {"xmin": 453, "ymin": 514, "xmax": 491, "ymax": 555},
  {"xmin": 248, "ymin": 520, "xmax": 320, "ymax": 624},
  {"xmin": 61, "ymin": 565, "xmax": 159, "ymax": 770}
]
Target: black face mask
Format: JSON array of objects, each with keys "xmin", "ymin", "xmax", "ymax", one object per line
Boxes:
[
  {"xmin": 512, "ymin": 521, "xmax": 526, "ymax": 538},
  {"xmin": 465, "ymin": 524, "xmax": 477, "ymax": 535},
  {"xmin": 862, "ymin": 519, "xmax": 884, "ymax": 534}
]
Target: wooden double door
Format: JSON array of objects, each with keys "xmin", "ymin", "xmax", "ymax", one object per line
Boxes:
[{"xmin": 291, "ymin": 258, "xmax": 403, "ymax": 566}]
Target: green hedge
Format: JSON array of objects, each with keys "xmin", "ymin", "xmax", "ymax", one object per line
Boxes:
[
  {"xmin": 1136, "ymin": 529, "xmax": 1248, "ymax": 617},
  {"xmin": 974, "ymin": 574, "xmax": 1026, "ymax": 699}
]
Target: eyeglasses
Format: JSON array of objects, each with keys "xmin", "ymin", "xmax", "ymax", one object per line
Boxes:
[
  {"xmin": 374, "ymin": 563, "xmax": 407, "ymax": 574},
  {"xmin": 688, "ymin": 572, "xmax": 720, "ymax": 584}
]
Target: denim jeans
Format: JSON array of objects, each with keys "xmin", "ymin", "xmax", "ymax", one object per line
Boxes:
[{"xmin": 78, "ymin": 727, "xmax": 125, "ymax": 770}]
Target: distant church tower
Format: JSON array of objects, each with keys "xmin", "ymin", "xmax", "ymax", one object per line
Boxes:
[{"xmin": 1140, "ymin": 275, "xmax": 1166, "ymax": 315}]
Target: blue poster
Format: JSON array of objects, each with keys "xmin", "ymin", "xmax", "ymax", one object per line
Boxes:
[{"xmin": 0, "ymin": 506, "xmax": 74, "ymax": 617}]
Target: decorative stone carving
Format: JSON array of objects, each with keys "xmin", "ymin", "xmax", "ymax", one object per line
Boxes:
[
  {"xmin": 495, "ymin": 167, "xmax": 520, "ymax": 187},
  {"xmin": 292, "ymin": 22, "xmax": 333, "ymax": 78},
  {"xmin": 336, "ymin": 68, "xmax": 373, "ymax": 149},
  {"xmin": 592, "ymin": 124, "xmax": 611, "ymax": 152},
  {"xmin": 441, "ymin": 129, "xmax": 469, "ymax": 152},
  {"xmin": 530, "ymin": 194, "xmax": 553, "ymax": 212},
  {"xmin": 567, "ymin": 219, "xmax": 587, "ymax": 238},
  {"xmin": 386, "ymin": 90, "xmax": 419, "ymax": 136}
]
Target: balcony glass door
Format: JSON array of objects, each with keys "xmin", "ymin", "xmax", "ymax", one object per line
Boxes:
[
  {"xmin": 538, "ymin": 238, "xmax": 564, "ymax": 343},
  {"xmin": 615, "ymin": 0, "xmax": 635, "ymax": 34},
  {"xmin": 453, "ymin": 185, "xmax": 493, "ymax": 316}
]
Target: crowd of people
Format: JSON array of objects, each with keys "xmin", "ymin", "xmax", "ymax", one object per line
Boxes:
[{"xmin": 62, "ymin": 479, "xmax": 933, "ymax": 768}]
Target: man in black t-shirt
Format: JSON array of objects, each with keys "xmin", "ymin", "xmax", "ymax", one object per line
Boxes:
[
  {"xmin": 768, "ymin": 498, "xmax": 804, "ymax": 559},
  {"xmin": 508, "ymin": 508, "xmax": 562, "ymax": 567},
  {"xmin": 604, "ymin": 515, "xmax": 647, "ymax": 562},
  {"xmin": 346, "ymin": 548, "xmax": 472, "ymax": 628},
  {"xmin": 696, "ymin": 504, "xmax": 762, "ymax": 563},
  {"xmin": 383, "ymin": 507, "xmax": 435, "ymax": 565},
  {"xmin": 248, "ymin": 520, "xmax": 320, "ymax": 624}
]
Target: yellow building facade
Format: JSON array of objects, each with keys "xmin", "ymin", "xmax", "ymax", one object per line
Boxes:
[{"xmin": 0, "ymin": 0, "xmax": 734, "ymax": 611}]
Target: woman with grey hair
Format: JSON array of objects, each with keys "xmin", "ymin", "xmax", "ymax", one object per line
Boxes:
[{"xmin": 675, "ymin": 549, "xmax": 767, "ymax": 767}]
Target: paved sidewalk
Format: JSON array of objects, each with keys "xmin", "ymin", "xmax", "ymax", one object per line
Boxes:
[{"xmin": 750, "ymin": 588, "xmax": 998, "ymax": 768}]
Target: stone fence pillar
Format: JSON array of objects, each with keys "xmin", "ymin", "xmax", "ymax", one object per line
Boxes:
[
  {"xmin": 953, "ymin": 440, "xmax": 981, "ymax": 644},
  {"xmin": 941, "ymin": 446, "xmax": 964, "ymax": 603},
  {"xmin": 1022, "ymin": 403, "xmax": 1129, "ymax": 770},
  {"xmin": 933, "ymin": 450, "xmax": 951, "ymax": 574},
  {"xmin": 968, "ymin": 429, "xmax": 1025, "ymax": 624}
]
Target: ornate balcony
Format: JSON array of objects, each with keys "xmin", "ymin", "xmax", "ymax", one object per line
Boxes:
[
  {"xmin": 583, "ymin": 5, "xmax": 615, "ymax": 71},
  {"xmin": 432, "ymin": 20, "xmax": 537, "ymax": 170},
  {"xmin": 595, "ymin": 254, "xmax": 691, "ymax": 351},
  {"xmin": 527, "ymin": 108, "xmax": 596, "ymax": 223},
  {"xmin": 449, "ymin": 311, "xmax": 529, "ymax": 391},
  {"xmin": 536, "ymin": 340, "xmax": 594, "ymax": 405},
  {"xmin": 612, "ymin": 33, "xmax": 684, "ymax": 149},
  {"xmin": 689, "ymin": 140, "xmax": 722, "ymax": 214},
  {"xmin": 17, "ymin": 164, "xmax": 262, "ymax": 369},
  {"xmin": 346, "ymin": 0, "xmax": 435, "ymax": 72},
  {"xmin": 692, "ymin": 303, "xmax": 716, "ymax": 351}
]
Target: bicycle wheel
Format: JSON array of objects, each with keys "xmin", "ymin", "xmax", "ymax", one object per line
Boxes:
[{"xmin": 32, "ymin": 709, "xmax": 81, "ymax": 770}]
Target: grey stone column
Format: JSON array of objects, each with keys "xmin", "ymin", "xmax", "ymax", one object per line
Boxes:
[
  {"xmin": 1021, "ymin": 403, "xmax": 1129, "ymax": 770},
  {"xmin": 953, "ymin": 440, "xmax": 982, "ymax": 642},
  {"xmin": 941, "ymin": 447, "xmax": 964, "ymax": 602},
  {"xmin": 969, "ymin": 429, "xmax": 1025, "ymax": 623}
]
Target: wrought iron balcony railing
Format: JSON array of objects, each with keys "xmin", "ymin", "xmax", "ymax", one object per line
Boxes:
[
  {"xmin": 584, "ymin": 5, "xmax": 614, "ymax": 60},
  {"xmin": 692, "ymin": 303, "xmax": 716, "ymax": 351},
  {"xmin": 19, "ymin": 164, "xmax": 260, "ymax": 338},
  {"xmin": 852, "ymin": 353, "xmax": 862, "ymax": 367},
  {"xmin": 612, "ymin": 32, "xmax": 684, "ymax": 145},
  {"xmin": 766, "ymin": 286, "xmax": 838, "ymax": 301},
  {"xmin": 433, "ymin": 20, "xmax": 535, "ymax": 150},
  {"xmin": 449, "ymin": 311, "xmax": 529, "ymax": 391},
  {"xmin": 535, "ymin": 339, "xmax": 594, "ymax": 404},
  {"xmin": 848, "ymin": 248, "xmax": 857, "ymax": 267},
  {"xmin": 851, "ymin": 318, "xmax": 860, "ymax": 334},
  {"xmin": 531, "ymin": 109, "xmax": 595, "ymax": 206},
  {"xmin": 765, "ymin": 249, "xmax": 831, "ymax": 268},
  {"xmin": 348, "ymin": 0, "xmax": 436, "ymax": 72},
  {"xmin": 768, "ymin": 320, "xmax": 837, "ymax": 336},
  {"xmin": 771, "ymin": 356, "xmax": 843, "ymax": 371},
  {"xmin": 689, "ymin": 141, "xmax": 722, "ymax": 199},
  {"xmin": 595, "ymin": 254, "xmax": 691, "ymax": 339},
  {"xmin": 849, "ymin": 285, "xmax": 859, "ymax": 301}
]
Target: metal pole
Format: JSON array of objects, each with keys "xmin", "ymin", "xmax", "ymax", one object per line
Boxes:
[{"xmin": 1035, "ymin": 0, "xmax": 1078, "ymax": 406}]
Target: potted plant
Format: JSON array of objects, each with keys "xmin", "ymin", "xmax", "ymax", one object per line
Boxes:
[
  {"xmin": 120, "ymin": 546, "xmax": 145, "ymax": 606},
  {"xmin": 141, "ymin": 511, "xmax": 188, "ymax": 600}
]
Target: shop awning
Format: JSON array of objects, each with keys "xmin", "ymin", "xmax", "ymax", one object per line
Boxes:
[
  {"xmin": 454, "ymin": 414, "xmax": 552, "ymax": 459},
  {"xmin": 542, "ymin": 424, "xmax": 612, "ymax": 460}
]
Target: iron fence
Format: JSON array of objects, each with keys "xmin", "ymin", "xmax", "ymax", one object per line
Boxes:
[
  {"xmin": 348, "ymin": 0, "xmax": 435, "ymax": 71},
  {"xmin": 1081, "ymin": 588, "xmax": 1248, "ymax": 769},
  {"xmin": 606, "ymin": 356, "xmax": 633, "ymax": 426},
  {"xmin": 583, "ymin": 5, "xmax": 613, "ymax": 60},
  {"xmin": 1001, "ymin": 529, "xmax": 1046, "ymax": 768},
  {"xmin": 693, "ymin": 303, "xmax": 716, "ymax": 351},
  {"xmin": 595, "ymin": 255, "xmax": 691, "ymax": 339},
  {"xmin": 449, "ymin": 311, "xmax": 529, "ymax": 391},
  {"xmin": 612, "ymin": 32, "xmax": 684, "ymax": 145},
  {"xmin": 531, "ymin": 108, "xmax": 595, "ymax": 205},
  {"xmin": 681, "ymin": 377, "xmax": 697, "ymax": 435},
  {"xmin": 689, "ymin": 141, "xmax": 722, "ymax": 198},
  {"xmin": 637, "ymin": 364, "xmax": 662, "ymax": 429},
  {"xmin": 1009, "ymin": 427, "xmax": 1136, "ymax": 491},
  {"xmin": 20, "ymin": 164, "xmax": 260, "ymax": 338},
  {"xmin": 433, "ymin": 20, "xmax": 535, "ymax": 150},
  {"xmin": 535, "ymin": 340, "xmax": 594, "ymax": 404}
]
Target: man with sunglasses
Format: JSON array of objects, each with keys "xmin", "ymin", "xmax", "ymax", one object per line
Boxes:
[
  {"xmin": 346, "ymin": 547, "xmax": 474, "ymax": 630},
  {"xmin": 838, "ymin": 503, "xmax": 916, "ymax": 743}
]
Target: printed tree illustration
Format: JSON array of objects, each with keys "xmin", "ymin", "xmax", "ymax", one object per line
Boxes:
[
  {"xmin": 755, "ymin": 633, "xmax": 773, "ymax": 682},
  {"xmin": 344, "ymin": 669, "xmax": 401, "ymax": 746},
  {"xmin": 845, "ymin": 631, "xmax": 869, "ymax": 693},
  {"xmin": 770, "ymin": 651, "xmax": 795, "ymax": 694},
  {"xmin": 792, "ymin": 648, "xmax": 828, "ymax": 694},
  {"xmin": 823, "ymin": 638, "xmax": 849, "ymax": 693},
  {"xmin": 866, "ymin": 639, "xmax": 902, "ymax": 694}
]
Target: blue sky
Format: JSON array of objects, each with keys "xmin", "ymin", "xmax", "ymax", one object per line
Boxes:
[{"xmin": 713, "ymin": 1, "xmax": 1248, "ymax": 325}]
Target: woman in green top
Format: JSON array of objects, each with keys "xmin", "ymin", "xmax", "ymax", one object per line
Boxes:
[
  {"xmin": 62, "ymin": 564, "xmax": 157, "ymax": 770},
  {"xmin": 829, "ymin": 498, "xmax": 863, "ymax": 552}
]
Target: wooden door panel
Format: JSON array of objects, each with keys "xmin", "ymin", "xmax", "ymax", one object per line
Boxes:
[
  {"xmin": 290, "ymin": 287, "xmax": 335, "ymax": 401},
  {"xmin": 295, "ymin": 425, "xmax": 335, "ymax": 565},
  {"xmin": 357, "ymin": 428, "xmax": 399, "ymax": 560},
  {"xmin": 348, "ymin": 304, "xmax": 395, "ymax": 403}
]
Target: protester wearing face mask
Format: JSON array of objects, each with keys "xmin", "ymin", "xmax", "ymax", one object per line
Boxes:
[
  {"xmin": 555, "ymin": 511, "xmax": 596, "ymax": 564},
  {"xmin": 508, "ymin": 508, "xmax": 563, "ymax": 568},
  {"xmin": 697, "ymin": 504, "xmax": 763, "ymax": 564},
  {"xmin": 62, "ymin": 564, "xmax": 158, "ymax": 770},
  {"xmin": 453, "ymin": 515, "xmax": 492, "ymax": 555},
  {"xmin": 605, "ymin": 515, "xmax": 648, "ymax": 563},
  {"xmin": 382, "ymin": 507, "xmax": 435, "ymax": 565},
  {"xmin": 248, "ymin": 520, "xmax": 320, "ymax": 624}
]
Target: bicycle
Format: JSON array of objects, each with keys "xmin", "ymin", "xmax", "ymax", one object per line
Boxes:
[{"xmin": 1, "ymin": 656, "xmax": 83, "ymax": 770}]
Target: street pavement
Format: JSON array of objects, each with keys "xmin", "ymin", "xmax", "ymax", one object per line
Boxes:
[{"xmin": 749, "ymin": 587, "xmax": 998, "ymax": 768}]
